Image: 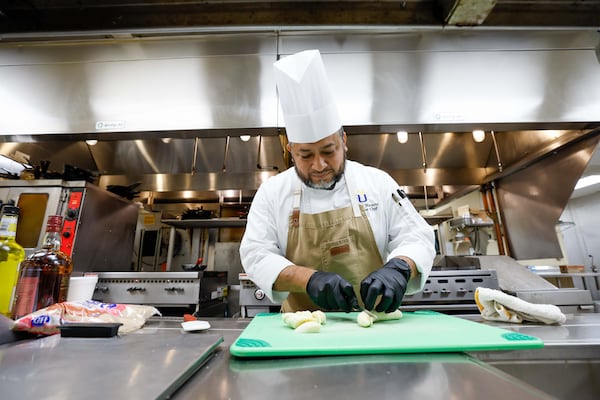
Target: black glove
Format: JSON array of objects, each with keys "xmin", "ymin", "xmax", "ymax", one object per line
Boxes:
[
  {"xmin": 360, "ymin": 258, "xmax": 411, "ymax": 313},
  {"xmin": 306, "ymin": 271, "xmax": 359, "ymax": 312}
]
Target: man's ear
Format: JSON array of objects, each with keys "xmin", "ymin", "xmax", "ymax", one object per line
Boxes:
[
  {"xmin": 342, "ymin": 131, "xmax": 348, "ymax": 151},
  {"xmin": 286, "ymin": 143, "xmax": 294, "ymax": 163}
]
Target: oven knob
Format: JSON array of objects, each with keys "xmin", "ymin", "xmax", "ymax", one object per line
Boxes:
[
  {"xmin": 254, "ymin": 289, "xmax": 266, "ymax": 301},
  {"xmin": 66, "ymin": 209, "xmax": 78, "ymax": 220}
]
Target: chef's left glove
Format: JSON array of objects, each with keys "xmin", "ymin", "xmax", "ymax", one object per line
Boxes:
[
  {"xmin": 360, "ymin": 258, "xmax": 412, "ymax": 313},
  {"xmin": 306, "ymin": 271, "xmax": 359, "ymax": 312}
]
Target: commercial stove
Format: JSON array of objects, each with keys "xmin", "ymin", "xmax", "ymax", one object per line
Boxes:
[
  {"xmin": 402, "ymin": 269, "xmax": 499, "ymax": 312},
  {"xmin": 402, "ymin": 256, "xmax": 499, "ymax": 313},
  {"xmin": 92, "ymin": 271, "xmax": 227, "ymax": 315},
  {"xmin": 238, "ymin": 273, "xmax": 281, "ymax": 317}
]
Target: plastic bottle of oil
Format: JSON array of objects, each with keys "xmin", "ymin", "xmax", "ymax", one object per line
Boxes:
[
  {"xmin": 0, "ymin": 205, "xmax": 26, "ymax": 317},
  {"xmin": 12, "ymin": 215, "xmax": 73, "ymax": 320}
]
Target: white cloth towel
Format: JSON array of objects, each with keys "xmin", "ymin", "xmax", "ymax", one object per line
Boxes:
[{"xmin": 475, "ymin": 287, "xmax": 566, "ymax": 325}]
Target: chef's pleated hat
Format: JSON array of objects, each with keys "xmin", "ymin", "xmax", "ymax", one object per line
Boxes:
[{"xmin": 274, "ymin": 49, "xmax": 342, "ymax": 143}]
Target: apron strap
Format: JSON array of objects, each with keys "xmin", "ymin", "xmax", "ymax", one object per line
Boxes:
[
  {"xmin": 291, "ymin": 184, "xmax": 301, "ymax": 227},
  {"xmin": 344, "ymin": 166, "xmax": 362, "ymax": 218}
]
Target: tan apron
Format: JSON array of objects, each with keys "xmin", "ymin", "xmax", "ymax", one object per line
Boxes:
[{"xmin": 282, "ymin": 171, "xmax": 383, "ymax": 312}]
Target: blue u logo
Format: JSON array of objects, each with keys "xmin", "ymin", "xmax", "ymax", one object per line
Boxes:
[{"xmin": 357, "ymin": 193, "xmax": 368, "ymax": 203}]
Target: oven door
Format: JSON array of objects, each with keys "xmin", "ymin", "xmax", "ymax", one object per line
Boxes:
[{"xmin": 0, "ymin": 180, "xmax": 65, "ymax": 254}]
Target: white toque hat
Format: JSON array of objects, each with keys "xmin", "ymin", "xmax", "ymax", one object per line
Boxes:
[{"xmin": 274, "ymin": 49, "xmax": 342, "ymax": 143}]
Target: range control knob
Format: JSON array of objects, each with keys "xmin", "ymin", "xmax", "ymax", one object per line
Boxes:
[
  {"xmin": 254, "ymin": 289, "xmax": 266, "ymax": 301},
  {"xmin": 66, "ymin": 209, "xmax": 78, "ymax": 220}
]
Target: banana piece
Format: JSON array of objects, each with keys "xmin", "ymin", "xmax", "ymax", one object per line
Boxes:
[
  {"xmin": 357, "ymin": 309, "xmax": 403, "ymax": 328},
  {"xmin": 294, "ymin": 320, "xmax": 322, "ymax": 333},
  {"xmin": 311, "ymin": 310, "xmax": 327, "ymax": 325},
  {"xmin": 357, "ymin": 311, "xmax": 374, "ymax": 327},
  {"xmin": 281, "ymin": 310, "xmax": 327, "ymax": 333},
  {"xmin": 281, "ymin": 311, "xmax": 315, "ymax": 328}
]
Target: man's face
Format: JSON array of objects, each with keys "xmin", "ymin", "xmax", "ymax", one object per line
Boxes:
[{"xmin": 287, "ymin": 130, "xmax": 347, "ymax": 190}]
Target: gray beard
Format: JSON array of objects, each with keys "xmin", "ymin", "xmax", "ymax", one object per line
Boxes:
[
  {"xmin": 306, "ymin": 174, "xmax": 342, "ymax": 190},
  {"xmin": 295, "ymin": 163, "xmax": 345, "ymax": 191}
]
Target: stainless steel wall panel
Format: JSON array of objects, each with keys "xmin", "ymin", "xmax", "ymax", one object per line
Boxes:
[
  {"xmin": 0, "ymin": 141, "xmax": 97, "ymax": 172},
  {"xmin": 90, "ymin": 138, "xmax": 200, "ymax": 175},
  {"xmin": 347, "ymin": 132, "xmax": 495, "ymax": 171},
  {"xmin": 98, "ymin": 171, "xmax": 278, "ymax": 193},
  {"xmin": 0, "ymin": 33, "xmax": 278, "ymax": 66},
  {"xmin": 278, "ymin": 30, "xmax": 600, "ymax": 128},
  {"xmin": 277, "ymin": 30, "xmax": 600, "ymax": 54},
  {"xmin": 0, "ymin": 35, "xmax": 279, "ymax": 135},
  {"xmin": 89, "ymin": 135, "xmax": 285, "ymax": 179}
]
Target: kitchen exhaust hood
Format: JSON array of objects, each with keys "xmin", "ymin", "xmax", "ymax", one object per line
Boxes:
[
  {"xmin": 1, "ymin": 28, "xmax": 600, "ymax": 261},
  {"xmin": 1, "ymin": 30, "xmax": 599, "ymax": 137}
]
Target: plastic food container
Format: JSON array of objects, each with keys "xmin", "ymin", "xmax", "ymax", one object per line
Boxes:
[{"xmin": 58, "ymin": 322, "xmax": 123, "ymax": 338}]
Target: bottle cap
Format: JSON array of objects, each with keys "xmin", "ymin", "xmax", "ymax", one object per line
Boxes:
[{"xmin": 1, "ymin": 205, "xmax": 20, "ymax": 216}]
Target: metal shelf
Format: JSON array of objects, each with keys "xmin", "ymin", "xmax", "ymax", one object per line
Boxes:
[
  {"xmin": 449, "ymin": 216, "xmax": 494, "ymax": 229},
  {"xmin": 162, "ymin": 218, "xmax": 247, "ymax": 228}
]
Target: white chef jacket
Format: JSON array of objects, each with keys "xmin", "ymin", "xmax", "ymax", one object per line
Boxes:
[{"xmin": 240, "ymin": 160, "xmax": 436, "ymax": 303}]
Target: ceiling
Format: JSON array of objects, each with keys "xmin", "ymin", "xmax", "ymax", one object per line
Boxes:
[{"xmin": 1, "ymin": 0, "xmax": 600, "ymax": 37}]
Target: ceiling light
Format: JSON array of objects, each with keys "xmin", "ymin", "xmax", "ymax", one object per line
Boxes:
[
  {"xmin": 85, "ymin": 139, "xmax": 98, "ymax": 146},
  {"xmin": 240, "ymin": 135, "xmax": 251, "ymax": 142},
  {"xmin": 574, "ymin": 175, "xmax": 600, "ymax": 190},
  {"xmin": 472, "ymin": 130, "xmax": 485, "ymax": 143},
  {"xmin": 161, "ymin": 137, "xmax": 172, "ymax": 143},
  {"xmin": 396, "ymin": 131, "xmax": 408, "ymax": 144}
]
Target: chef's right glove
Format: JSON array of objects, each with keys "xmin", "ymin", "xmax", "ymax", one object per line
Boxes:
[
  {"xmin": 360, "ymin": 258, "xmax": 411, "ymax": 313},
  {"xmin": 306, "ymin": 271, "xmax": 358, "ymax": 312}
]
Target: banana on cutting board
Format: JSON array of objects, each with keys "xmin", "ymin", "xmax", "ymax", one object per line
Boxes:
[
  {"xmin": 357, "ymin": 309, "xmax": 403, "ymax": 327},
  {"xmin": 281, "ymin": 309, "xmax": 403, "ymax": 332},
  {"xmin": 281, "ymin": 310, "xmax": 326, "ymax": 333}
]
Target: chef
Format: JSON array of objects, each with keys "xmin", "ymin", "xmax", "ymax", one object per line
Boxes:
[{"xmin": 240, "ymin": 49, "xmax": 435, "ymax": 313}]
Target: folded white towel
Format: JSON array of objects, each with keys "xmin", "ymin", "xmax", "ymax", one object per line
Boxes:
[{"xmin": 475, "ymin": 287, "xmax": 566, "ymax": 325}]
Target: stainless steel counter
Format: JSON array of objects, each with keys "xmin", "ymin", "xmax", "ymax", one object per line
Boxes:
[
  {"xmin": 1, "ymin": 313, "xmax": 599, "ymax": 400},
  {"xmin": 169, "ymin": 313, "xmax": 600, "ymax": 400}
]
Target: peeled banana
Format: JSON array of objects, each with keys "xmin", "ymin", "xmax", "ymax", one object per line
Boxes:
[
  {"xmin": 281, "ymin": 310, "xmax": 327, "ymax": 333},
  {"xmin": 357, "ymin": 309, "xmax": 403, "ymax": 327}
]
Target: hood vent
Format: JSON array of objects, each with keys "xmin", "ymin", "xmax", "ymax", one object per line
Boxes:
[{"xmin": 495, "ymin": 132, "xmax": 600, "ymax": 260}]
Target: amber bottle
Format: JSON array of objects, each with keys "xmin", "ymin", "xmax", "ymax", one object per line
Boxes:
[{"xmin": 12, "ymin": 215, "xmax": 73, "ymax": 319}]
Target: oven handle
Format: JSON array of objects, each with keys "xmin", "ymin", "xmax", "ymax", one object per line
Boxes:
[
  {"xmin": 164, "ymin": 287, "xmax": 185, "ymax": 292},
  {"xmin": 126, "ymin": 287, "xmax": 147, "ymax": 292}
]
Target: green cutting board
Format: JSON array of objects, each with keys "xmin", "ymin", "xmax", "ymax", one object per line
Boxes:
[{"xmin": 230, "ymin": 310, "xmax": 544, "ymax": 358}]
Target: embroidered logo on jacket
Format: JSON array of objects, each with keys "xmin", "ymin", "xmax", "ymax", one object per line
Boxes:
[{"xmin": 356, "ymin": 191, "xmax": 378, "ymax": 212}]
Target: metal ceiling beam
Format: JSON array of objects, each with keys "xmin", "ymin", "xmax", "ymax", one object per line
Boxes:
[
  {"xmin": 0, "ymin": 1, "xmax": 441, "ymax": 35},
  {"xmin": 2, "ymin": 0, "xmax": 600, "ymax": 38}
]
